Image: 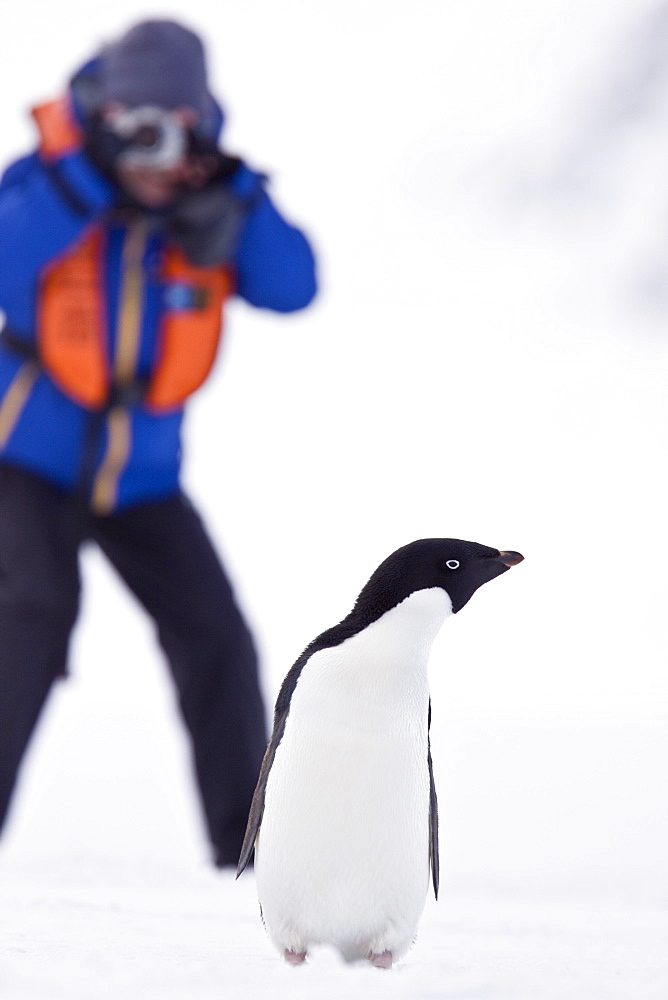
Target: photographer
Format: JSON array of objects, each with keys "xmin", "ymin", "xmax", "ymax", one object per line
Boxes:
[{"xmin": 0, "ymin": 20, "xmax": 317, "ymax": 867}]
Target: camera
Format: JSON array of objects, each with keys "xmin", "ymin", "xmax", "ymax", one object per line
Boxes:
[{"xmin": 105, "ymin": 105, "xmax": 187, "ymax": 171}]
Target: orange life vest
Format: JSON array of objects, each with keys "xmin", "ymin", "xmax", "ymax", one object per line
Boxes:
[{"xmin": 32, "ymin": 97, "xmax": 234, "ymax": 412}]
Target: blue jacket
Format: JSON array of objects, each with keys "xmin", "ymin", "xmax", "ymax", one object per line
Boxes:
[{"xmin": 0, "ymin": 68, "xmax": 316, "ymax": 513}]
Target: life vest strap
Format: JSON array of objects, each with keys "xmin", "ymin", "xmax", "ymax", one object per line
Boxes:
[
  {"xmin": 1, "ymin": 325, "xmax": 149, "ymax": 412},
  {"xmin": 0, "ymin": 327, "xmax": 39, "ymax": 363}
]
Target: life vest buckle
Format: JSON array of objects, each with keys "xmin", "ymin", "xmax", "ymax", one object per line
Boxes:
[{"xmin": 106, "ymin": 379, "xmax": 149, "ymax": 410}]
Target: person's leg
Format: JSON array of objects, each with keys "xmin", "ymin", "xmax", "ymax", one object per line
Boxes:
[
  {"xmin": 92, "ymin": 493, "xmax": 267, "ymax": 866},
  {"xmin": 0, "ymin": 465, "xmax": 82, "ymax": 832}
]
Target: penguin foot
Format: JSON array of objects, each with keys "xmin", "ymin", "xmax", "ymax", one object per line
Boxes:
[
  {"xmin": 369, "ymin": 950, "xmax": 393, "ymax": 969},
  {"xmin": 284, "ymin": 949, "xmax": 307, "ymax": 966}
]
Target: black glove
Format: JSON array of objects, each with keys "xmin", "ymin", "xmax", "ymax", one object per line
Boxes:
[
  {"xmin": 164, "ymin": 180, "xmax": 251, "ymax": 266},
  {"xmin": 186, "ymin": 133, "xmax": 243, "ymax": 182}
]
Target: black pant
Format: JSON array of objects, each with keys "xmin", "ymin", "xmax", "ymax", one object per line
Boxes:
[{"xmin": 0, "ymin": 463, "xmax": 267, "ymax": 866}]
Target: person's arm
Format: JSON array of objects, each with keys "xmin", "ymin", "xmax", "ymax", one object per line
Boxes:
[
  {"xmin": 0, "ymin": 150, "xmax": 115, "ymax": 313},
  {"xmin": 232, "ymin": 176, "xmax": 318, "ymax": 313},
  {"xmin": 235, "ymin": 191, "xmax": 317, "ymax": 312}
]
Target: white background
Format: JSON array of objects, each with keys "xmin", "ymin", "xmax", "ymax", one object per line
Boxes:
[{"xmin": 0, "ymin": 2, "xmax": 667, "ymax": 997}]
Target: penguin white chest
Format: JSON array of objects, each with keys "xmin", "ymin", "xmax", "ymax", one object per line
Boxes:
[{"xmin": 255, "ymin": 587, "xmax": 451, "ymax": 962}]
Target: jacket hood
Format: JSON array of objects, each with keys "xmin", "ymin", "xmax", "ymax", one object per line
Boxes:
[{"xmin": 67, "ymin": 57, "xmax": 226, "ymax": 141}]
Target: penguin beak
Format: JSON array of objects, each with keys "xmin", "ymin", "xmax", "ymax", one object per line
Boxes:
[{"xmin": 497, "ymin": 550, "xmax": 524, "ymax": 567}]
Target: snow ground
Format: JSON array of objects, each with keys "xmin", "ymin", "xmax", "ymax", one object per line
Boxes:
[
  {"xmin": 1, "ymin": 711, "xmax": 666, "ymax": 999},
  {"xmin": 1, "ymin": 861, "xmax": 667, "ymax": 1000}
]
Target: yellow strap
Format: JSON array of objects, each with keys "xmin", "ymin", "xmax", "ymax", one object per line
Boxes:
[
  {"xmin": 90, "ymin": 406, "xmax": 132, "ymax": 515},
  {"xmin": 90, "ymin": 218, "xmax": 148, "ymax": 513},
  {"xmin": 0, "ymin": 362, "xmax": 40, "ymax": 449},
  {"xmin": 114, "ymin": 218, "xmax": 149, "ymax": 386}
]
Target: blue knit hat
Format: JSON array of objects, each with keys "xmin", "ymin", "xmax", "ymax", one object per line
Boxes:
[{"xmin": 99, "ymin": 20, "xmax": 211, "ymax": 117}]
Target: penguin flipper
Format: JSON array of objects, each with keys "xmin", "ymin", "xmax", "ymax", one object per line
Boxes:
[
  {"xmin": 428, "ymin": 701, "xmax": 440, "ymax": 899},
  {"xmin": 236, "ymin": 710, "xmax": 288, "ymax": 876},
  {"xmin": 428, "ymin": 745, "xmax": 440, "ymax": 898},
  {"xmin": 237, "ymin": 648, "xmax": 314, "ymax": 876}
]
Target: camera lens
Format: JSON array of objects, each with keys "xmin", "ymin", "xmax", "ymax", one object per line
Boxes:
[
  {"xmin": 110, "ymin": 106, "xmax": 187, "ymax": 170},
  {"xmin": 133, "ymin": 125, "xmax": 162, "ymax": 151}
]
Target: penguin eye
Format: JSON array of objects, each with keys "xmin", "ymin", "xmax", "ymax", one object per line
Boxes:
[{"xmin": 445, "ymin": 559, "xmax": 460, "ymax": 570}]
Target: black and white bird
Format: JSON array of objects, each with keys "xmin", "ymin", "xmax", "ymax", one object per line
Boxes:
[{"xmin": 237, "ymin": 538, "xmax": 523, "ymax": 967}]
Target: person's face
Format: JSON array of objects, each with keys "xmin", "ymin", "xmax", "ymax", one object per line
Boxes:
[
  {"xmin": 115, "ymin": 162, "xmax": 185, "ymax": 208},
  {"xmin": 102, "ymin": 105, "xmax": 200, "ymax": 209}
]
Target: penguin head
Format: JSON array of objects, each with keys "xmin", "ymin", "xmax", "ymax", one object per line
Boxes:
[{"xmin": 354, "ymin": 539, "xmax": 523, "ymax": 620}]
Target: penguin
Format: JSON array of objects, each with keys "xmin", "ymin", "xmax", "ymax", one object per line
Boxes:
[{"xmin": 237, "ymin": 538, "xmax": 523, "ymax": 968}]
